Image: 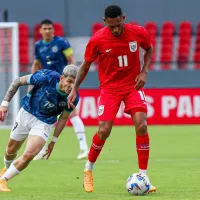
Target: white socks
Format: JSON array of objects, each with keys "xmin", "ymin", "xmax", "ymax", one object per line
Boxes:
[
  {"xmin": 85, "ymin": 160, "xmax": 94, "ymax": 171},
  {"xmin": 4, "ymin": 157, "xmax": 14, "ymax": 169},
  {"xmin": 1, "ymin": 162, "xmax": 20, "ymax": 181},
  {"xmin": 70, "ymin": 116, "xmax": 88, "ymax": 151},
  {"xmin": 139, "ymin": 169, "xmax": 147, "ymax": 174}
]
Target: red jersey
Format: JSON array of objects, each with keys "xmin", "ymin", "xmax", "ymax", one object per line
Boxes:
[{"xmin": 84, "ymin": 24, "xmax": 151, "ymax": 90}]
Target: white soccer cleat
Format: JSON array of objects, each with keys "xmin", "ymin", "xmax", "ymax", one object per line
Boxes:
[
  {"xmin": 77, "ymin": 150, "xmax": 89, "ymax": 160},
  {"xmin": 33, "ymin": 153, "xmax": 45, "ymax": 161}
]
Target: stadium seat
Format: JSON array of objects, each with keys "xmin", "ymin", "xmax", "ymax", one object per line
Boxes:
[
  {"xmin": 33, "ymin": 23, "xmax": 41, "ymax": 43},
  {"xmin": 160, "ymin": 45, "xmax": 173, "ymax": 63},
  {"xmin": 91, "ymin": 22, "xmax": 104, "ymax": 35},
  {"xmin": 161, "ymin": 21, "xmax": 175, "ymax": 37},
  {"xmin": 19, "ymin": 23, "xmax": 30, "ymax": 65},
  {"xmin": 54, "ymin": 23, "xmax": 64, "ymax": 37},
  {"xmin": 145, "ymin": 21, "xmax": 157, "ymax": 36}
]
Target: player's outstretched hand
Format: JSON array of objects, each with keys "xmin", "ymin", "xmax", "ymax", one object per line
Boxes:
[
  {"xmin": 0, "ymin": 106, "xmax": 8, "ymax": 122},
  {"xmin": 135, "ymin": 71, "xmax": 147, "ymax": 90},
  {"xmin": 67, "ymin": 89, "xmax": 77, "ymax": 109},
  {"xmin": 43, "ymin": 141, "xmax": 55, "ymax": 160}
]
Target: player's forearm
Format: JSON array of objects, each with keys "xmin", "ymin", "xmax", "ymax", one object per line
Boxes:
[
  {"xmin": 52, "ymin": 118, "xmax": 68, "ymax": 138},
  {"xmin": 73, "ymin": 60, "xmax": 91, "ymax": 90},
  {"xmin": 142, "ymin": 45, "xmax": 153, "ymax": 73},
  {"xmin": 3, "ymin": 76, "xmax": 29, "ymax": 103}
]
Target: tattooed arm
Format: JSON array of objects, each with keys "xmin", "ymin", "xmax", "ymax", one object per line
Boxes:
[
  {"xmin": 3, "ymin": 75, "xmax": 31, "ymax": 104},
  {"xmin": 0, "ymin": 75, "xmax": 31, "ymax": 121}
]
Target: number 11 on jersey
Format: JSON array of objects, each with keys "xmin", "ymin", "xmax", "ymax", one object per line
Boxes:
[{"xmin": 118, "ymin": 55, "xmax": 128, "ymax": 67}]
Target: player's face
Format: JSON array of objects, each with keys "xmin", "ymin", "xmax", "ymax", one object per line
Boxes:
[
  {"xmin": 59, "ymin": 76, "xmax": 75, "ymax": 94},
  {"xmin": 40, "ymin": 24, "xmax": 54, "ymax": 41},
  {"xmin": 104, "ymin": 15, "xmax": 126, "ymax": 36}
]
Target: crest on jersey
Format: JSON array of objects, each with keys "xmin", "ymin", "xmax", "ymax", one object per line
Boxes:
[
  {"xmin": 129, "ymin": 41, "xmax": 137, "ymax": 52},
  {"xmin": 52, "ymin": 45, "xmax": 58, "ymax": 53},
  {"xmin": 98, "ymin": 105, "xmax": 104, "ymax": 116}
]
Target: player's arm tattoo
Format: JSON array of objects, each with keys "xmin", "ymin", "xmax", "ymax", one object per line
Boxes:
[
  {"xmin": 3, "ymin": 75, "xmax": 30, "ymax": 102},
  {"xmin": 74, "ymin": 60, "xmax": 91, "ymax": 90}
]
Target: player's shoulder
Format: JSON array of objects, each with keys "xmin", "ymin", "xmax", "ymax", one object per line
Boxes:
[
  {"xmin": 35, "ymin": 39, "xmax": 43, "ymax": 47},
  {"xmin": 126, "ymin": 23, "xmax": 147, "ymax": 33},
  {"xmin": 35, "ymin": 69, "xmax": 60, "ymax": 78},
  {"xmin": 54, "ymin": 36, "xmax": 68, "ymax": 43},
  {"xmin": 89, "ymin": 27, "xmax": 107, "ymax": 42}
]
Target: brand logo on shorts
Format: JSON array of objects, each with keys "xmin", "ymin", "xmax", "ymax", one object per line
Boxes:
[
  {"xmin": 98, "ymin": 105, "xmax": 104, "ymax": 116},
  {"xmin": 129, "ymin": 41, "xmax": 137, "ymax": 52}
]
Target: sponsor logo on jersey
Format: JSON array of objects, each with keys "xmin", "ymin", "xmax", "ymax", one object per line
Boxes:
[
  {"xmin": 52, "ymin": 46, "xmax": 58, "ymax": 53},
  {"xmin": 129, "ymin": 41, "xmax": 137, "ymax": 52},
  {"xmin": 98, "ymin": 105, "xmax": 104, "ymax": 116},
  {"xmin": 105, "ymin": 49, "xmax": 112, "ymax": 53}
]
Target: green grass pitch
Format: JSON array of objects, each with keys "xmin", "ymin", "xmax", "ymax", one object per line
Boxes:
[{"xmin": 0, "ymin": 125, "xmax": 200, "ymax": 200}]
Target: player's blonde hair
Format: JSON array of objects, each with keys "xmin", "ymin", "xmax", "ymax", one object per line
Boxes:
[{"xmin": 62, "ymin": 64, "xmax": 79, "ymax": 78}]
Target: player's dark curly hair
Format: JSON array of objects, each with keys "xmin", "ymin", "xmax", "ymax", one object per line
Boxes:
[
  {"xmin": 104, "ymin": 5, "xmax": 123, "ymax": 19},
  {"xmin": 40, "ymin": 19, "xmax": 54, "ymax": 27}
]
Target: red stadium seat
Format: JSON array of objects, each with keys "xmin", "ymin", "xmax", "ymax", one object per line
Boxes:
[
  {"xmin": 19, "ymin": 23, "xmax": 30, "ymax": 65},
  {"xmin": 161, "ymin": 21, "xmax": 175, "ymax": 37},
  {"xmin": 160, "ymin": 45, "xmax": 173, "ymax": 63},
  {"xmin": 91, "ymin": 22, "xmax": 104, "ymax": 35},
  {"xmin": 54, "ymin": 23, "xmax": 64, "ymax": 37},
  {"xmin": 33, "ymin": 23, "xmax": 41, "ymax": 43},
  {"xmin": 145, "ymin": 21, "xmax": 157, "ymax": 36}
]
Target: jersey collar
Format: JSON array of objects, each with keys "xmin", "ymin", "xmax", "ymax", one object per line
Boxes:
[{"xmin": 56, "ymin": 82, "xmax": 68, "ymax": 96}]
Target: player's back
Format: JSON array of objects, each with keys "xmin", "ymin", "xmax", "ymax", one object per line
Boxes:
[
  {"xmin": 85, "ymin": 24, "xmax": 151, "ymax": 90},
  {"xmin": 35, "ymin": 36, "xmax": 70, "ymax": 74}
]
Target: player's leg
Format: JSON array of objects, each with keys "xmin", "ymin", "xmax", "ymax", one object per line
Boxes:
[
  {"xmin": 69, "ymin": 108, "xmax": 89, "ymax": 159},
  {"xmin": 124, "ymin": 89, "xmax": 156, "ymax": 193},
  {"xmin": 1, "ymin": 135, "xmax": 46, "ymax": 183},
  {"xmin": 83, "ymin": 89, "xmax": 121, "ymax": 192},
  {"xmin": 0, "ymin": 108, "xmax": 28, "ymax": 192}
]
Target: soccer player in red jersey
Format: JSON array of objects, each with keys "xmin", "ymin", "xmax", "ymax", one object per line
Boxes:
[{"xmin": 67, "ymin": 5, "xmax": 156, "ymax": 193}]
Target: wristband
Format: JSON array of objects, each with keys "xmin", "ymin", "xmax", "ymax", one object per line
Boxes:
[
  {"xmin": 51, "ymin": 136, "xmax": 58, "ymax": 143},
  {"xmin": 1, "ymin": 101, "xmax": 9, "ymax": 107}
]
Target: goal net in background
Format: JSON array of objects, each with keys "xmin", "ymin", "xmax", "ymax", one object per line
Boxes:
[{"xmin": 0, "ymin": 22, "xmax": 19, "ymax": 128}]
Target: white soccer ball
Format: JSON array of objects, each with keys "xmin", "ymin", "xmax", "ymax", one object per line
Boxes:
[{"xmin": 126, "ymin": 173, "xmax": 151, "ymax": 195}]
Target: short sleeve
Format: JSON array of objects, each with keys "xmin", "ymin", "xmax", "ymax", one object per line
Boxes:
[
  {"xmin": 137, "ymin": 26, "xmax": 151, "ymax": 50},
  {"xmin": 61, "ymin": 38, "xmax": 71, "ymax": 51},
  {"xmin": 84, "ymin": 37, "xmax": 99, "ymax": 63},
  {"xmin": 28, "ymin": 70, "xmax": 50, "ymax": 86},
  {"xmin": 34, "ymin": 43, "xmax": 40, "ymax": 60},
  {"xmin": 64, "ymin": 92, "xmax": 80, "ymax": 113}
]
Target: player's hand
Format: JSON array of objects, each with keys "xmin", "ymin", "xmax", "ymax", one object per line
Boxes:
[
  {"xmin": 43, "ymin": 141, "xmax": 55, "ymax": 160},
  {"xmin": 135, "ymin": 71, "xmax": 147, "ymax": 90},
  {"xmin": 0, "ymin": 106, "xmax": 8, "ymax": 122},
  {"xmin": 67, "ymin": 89, "xmax": 77, "ymax": 109}
]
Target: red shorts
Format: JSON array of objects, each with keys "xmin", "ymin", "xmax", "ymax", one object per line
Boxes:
[{"xmin": 98, "ymin": 88, "xmax": 147, "ymax": 121}]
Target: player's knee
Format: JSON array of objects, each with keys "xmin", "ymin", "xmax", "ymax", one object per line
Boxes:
[
  {"xmin": 98, "ymin": 125, "xmax": 112, "ymax": 140},
  {"xmin": 6, "ymin": 145, "xmax": 17, "ymax": 156},
  {"xmin": 21, "ymin": 152, "xmax": 35, "ymax": 163},
  {"xmin": 136, "ymin": 122, "xmax": 147, "ymax": 135}
]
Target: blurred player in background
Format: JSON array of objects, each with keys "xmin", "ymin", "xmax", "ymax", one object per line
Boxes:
[
  {"xmin": 31, "ymin": 19, "xmax": 88, "ymax": 160},
  {"xmin": 0, "ymin": 65, "xmax": 79, "ymax": 192},
  {"xmin": 67, "ymin": 5, "xmax": 156, "ymax": 193}
]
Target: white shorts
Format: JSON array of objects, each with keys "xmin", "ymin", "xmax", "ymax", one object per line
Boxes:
[{"xmin": 10, "ymin": 108, "xmax": 54, "ymax": 142}]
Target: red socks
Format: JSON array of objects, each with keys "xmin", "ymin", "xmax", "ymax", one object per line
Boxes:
[
  {"xmin": 88, "ymin": 133, "xmax": 106, "ymax": 162},
  {"xmin": 136, "ymin": 133, "xmax": 150, "ymax": 170}
]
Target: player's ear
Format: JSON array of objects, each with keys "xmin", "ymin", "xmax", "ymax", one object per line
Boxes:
[
  {"xmin": 122, "ymin": 15, "xmax": 126, "ymax": 22},
  {"xmin": 103, "ymin": 18, "xmax": 106, "ymax": 24}
]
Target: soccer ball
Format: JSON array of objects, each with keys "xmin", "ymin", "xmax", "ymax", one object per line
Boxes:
[{"xmin": 126, "ymin": 173, "xmax": 151, "ymax": 195}]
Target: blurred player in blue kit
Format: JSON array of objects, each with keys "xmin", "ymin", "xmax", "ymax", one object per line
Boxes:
[
  {"xmin": 0, "ymin": 65, "xmax": 79, "ymax": 192},
  {"xmin": 31, "ymin": 19, "xmax": 88, "ymax": 160}
]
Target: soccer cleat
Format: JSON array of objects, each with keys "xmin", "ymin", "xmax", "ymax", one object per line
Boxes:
[
  {"xmin": 149, "ymin": 184, "xmax": 156, "ymax": 193},
  {"xmin": 33, "ymin": 153, "xmax": 45, "ymax": 161},
  {"xmin": 0, "ymin": 167, "xmax": 6, "ymax": 177},
  {"xmin": 0, "ymin": 178, "xmax": 10, "ymax": 192},
  {"xmin": 83, "ymin": 170, "xmax": 94, "ymax": 192},
  {"xmin": 77, "ymin": 150, "xmax": 89, "ymax": 160}
]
